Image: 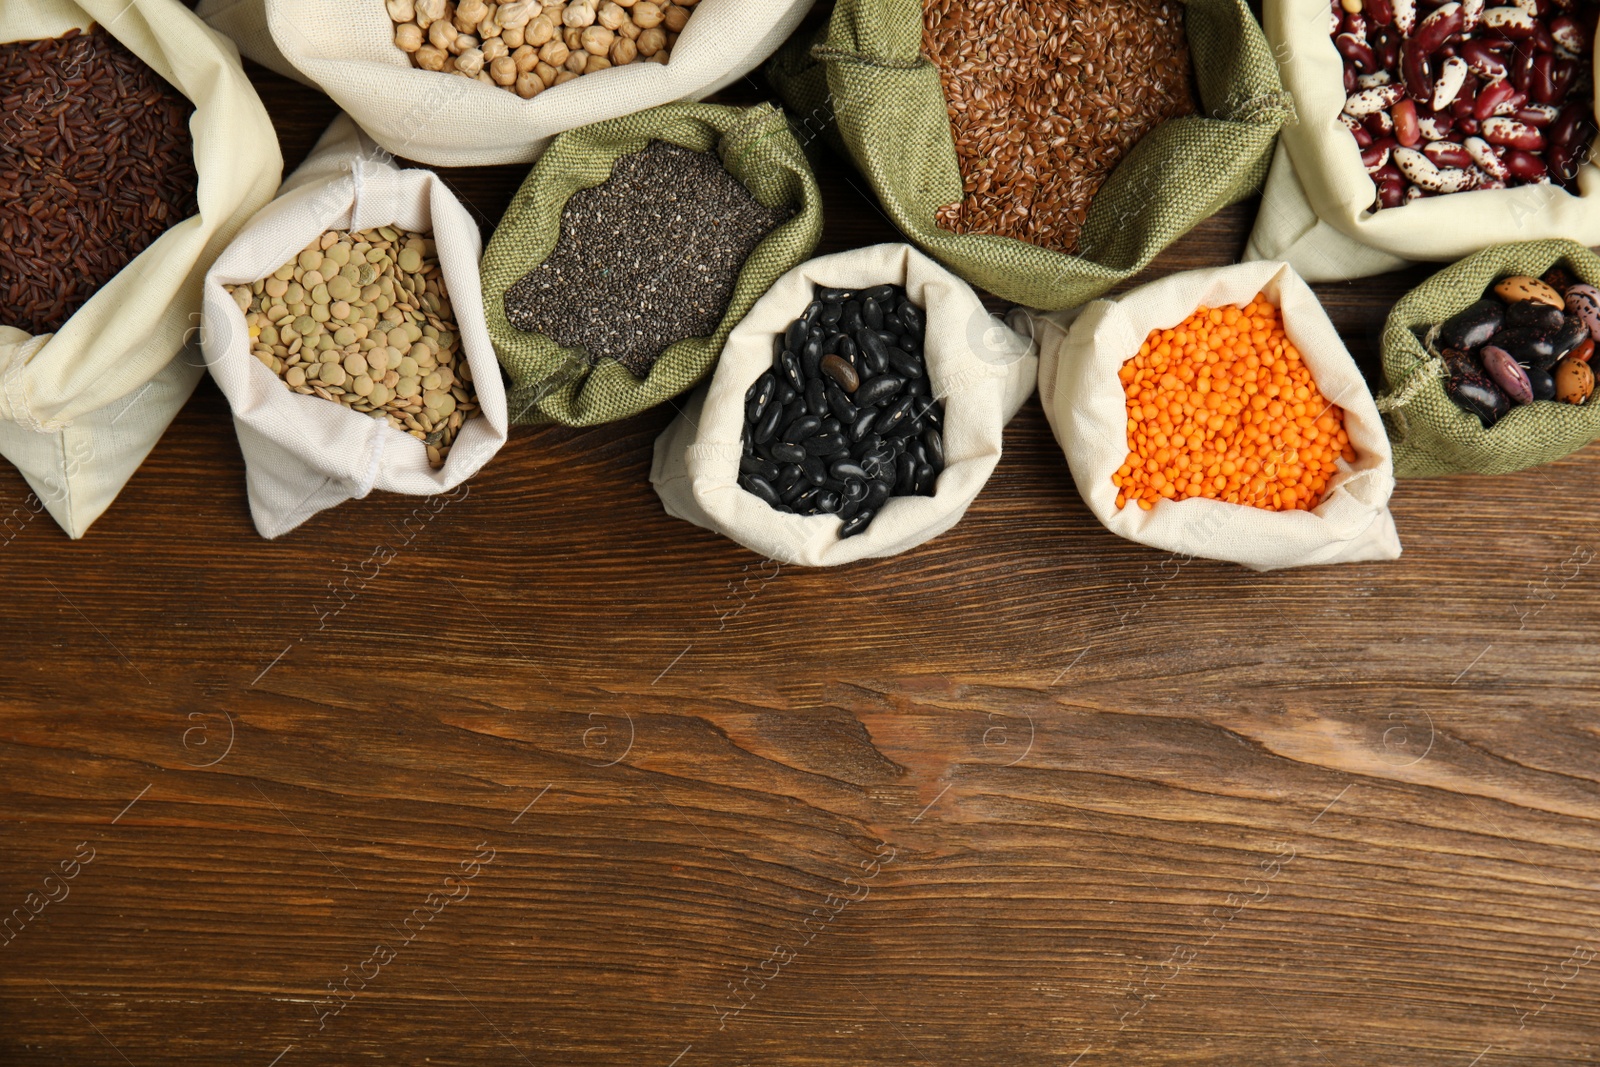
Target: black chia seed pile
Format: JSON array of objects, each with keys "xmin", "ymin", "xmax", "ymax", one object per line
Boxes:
[{"xmin": 503, "ymin": 139, "xmax": 790, "ymax": 376}]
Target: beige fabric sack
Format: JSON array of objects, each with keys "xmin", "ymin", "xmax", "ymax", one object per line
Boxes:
[
  {"xmin": 1245, "ymin": 0, "xmax": 1600, "ymax": 282},
  {"xmin": 203, "ymin": 116, "xmax": 508, "ymax": 539},
  {"xmin": 194, "ymin": 0, "xmax": 813, "ymax": 167},
  {"xmin": 0, "ymin": 0, "xmax": 281, "ymax": 537},
  {"xmin": 652, "ymin": 244, "xmax": 1037, "ymax": 567},
  {"xmin": 1016, "ymin": 260, "xmax": 1402, "ymax": 570}
]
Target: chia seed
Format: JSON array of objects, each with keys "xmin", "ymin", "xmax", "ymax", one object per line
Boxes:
[{"xmin": 503, "ymin": 139, "xmax": 791, "ymax": 377}]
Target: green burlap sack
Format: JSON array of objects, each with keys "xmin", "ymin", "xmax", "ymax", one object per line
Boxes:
[
  {"xmin": 766, "ymin": 0, "xmax": 1291, "ymax": 311},
  {"xmin": 1378, "ymin": 240, "xmax": 1600, "ymax": 478},
  {"xmin": 481, "ymin": 102, "xmax": 824, "ymax": 426}
]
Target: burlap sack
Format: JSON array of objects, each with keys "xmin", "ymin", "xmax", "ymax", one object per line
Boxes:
[
  {"xmin": 194, "ymin": 0, "xmax": 812, "ymax": 167},
  {"xmin": 203, "ymin": 116, "xmax": 508, "ymax": 539},
  {"xmin": 481, "ymin": 101, "xmax": 823, "ymax": 426},
  {"xmin": 652, "ymin": 243, "xmax": 1037, "ymax": 566},
  {"xmin": 1378, "ymin": 240, "xmax": 1600, "ymax": 477},
  {"xmin": 0, "ymin": 0, "xmax": 281, "ymax": 538},
  {"xmin": 766, "ymin": 0, "xmax": 1291, "ymax": 311},
  {"xmin": 1015, "ymin": 260, "xmax": 1401, "ymax": 570},
  {"xmin": 1246, "ymin": 0, "xmax": 1600, "ymax": 282}
]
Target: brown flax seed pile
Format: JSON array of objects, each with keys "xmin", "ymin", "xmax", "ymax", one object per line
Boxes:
[{"xmin": 923, "ymin": 0, "xmax": 1195, "ymax": 254}]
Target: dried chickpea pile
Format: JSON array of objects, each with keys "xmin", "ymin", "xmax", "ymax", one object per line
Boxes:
[
  {"xmin": 388, "ymin": 0, "xmax": 692, "ymax": 98},
  {"xmin": 226, "ymin": 226, "xmax": 480, "ymax": 469},
  {"xmin": 1113, "ymin": 299, "xmax": 1357, "ymax": 513}
]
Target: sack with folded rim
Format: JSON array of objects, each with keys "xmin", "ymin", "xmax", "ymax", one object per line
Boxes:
[
  {"xmin": 1245, "ymin": 0, "xmax": 1600, "ymax": 282},
  {"xmin": 1014, "ymin": 260, "xmax": 1402, "ymax": 570},
  {"xmin": 0, "ymin": 0, "xmax": 280, "ymax": 538},
  {"xmin": 194, "ymin": 0, "xmax": 814, "ymax": 167},
  {"xmin": 651, "ymin": 243, "xmax": 1037, "ymax": 567},
  {"xmin": 201, "ymin": 114, "xmax": 508, "ymax": 539}
]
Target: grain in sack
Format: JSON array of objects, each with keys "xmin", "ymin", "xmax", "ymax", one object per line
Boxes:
[
  {"xmin": 202, "ymin": 115, "xmax": 508, "ymax": 539},
  {"xmin": 194, "ymin": 0, "xmax": 814, "ymax": 166},
  {"xmin": 1014, "ymin": 260, "xmax": 1401, "ymax": 570},
  {"xmin": 1246, "ymin": 0, "xmax": 1600, "ymax": 281},
  {"xmin": 0, "ymin": 0, "xmax": 280, "ymax": 538},
  {"xmin": 651, "ymin": 244, "xmax": 1037, "ymax": 567},
  {"xmin": 767, "ymin": 0, "xmax": 1292, "ymax": 310}
]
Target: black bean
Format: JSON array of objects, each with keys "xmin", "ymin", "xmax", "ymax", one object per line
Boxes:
[
  {"xmin": 753, "ymin": 401, "xmax": 783, "ymax": 444},
  {"xmin": 850, "ymin": 409, "xmax": 878, "ymax": 441},
  {"xmin": 855, "ymin": 375, "xmax": 902, "ymax": 406},
  {"xmin": 899, "ymin": 334, "xmax": 921, "ymax": 356},
  {"xmin": 806, "ymin": 378, "xmax": 829, "ymax": 416},
  {"xmin": 837, "ymin": 497, "xmax": 861, "ymax": 522},
  {"xmin": 863, "ymin": 284, "xmax": 896, "ymax": 304},
  {"xmin": 840, "ymin": 510, "xmax": 874, "ymax": 538},
  {"xmin": 827, "ymin": 386, "xmax": 859, "ymax": 422},
  {"xmin": 907, "ymin": 440, "xmax": 928, "ymax": 467},
  {"xmin": 874, "ymin": 396, "xmax": 913, "ymax": 433},
  {"xmin": 783, "ymin": 413, "xmax": 822, "ymax": 442},
  {"xmin": 785, "ymin": 318, "xmax": 807, "ymax": 352},
  {"xmin": 801, "ymin": 339, "xmax": 824, "ymax": 379},
  {"xmin": 799, "ymin": 457, "xmax": 826, "ymax": 487},
  {"xmin": 836, "ymin": 335, "xmax": 857, "ymax": 362},
  {"xmin": 887, "ymin": 348, "xmax": 923, "ymax": 378},
  {"xmin": 858, "ymin": 433, "xmax": 885, "ymax": 455},
  {"xmin": 805, "ymin": 431, "xmax": 849, "ymax": 455},
  {"xmin": 919, "ymin": 400, "xmax": 944, "ymax": 427},
  {"xmin": 744, "ymin": 371, "xmax": 776, "ymax": 423},
  {"xmin": 822, "ymin": 416, "xmax": 843, "ymax": 435},
  {"xmin": 865, "ymin": 481, "xmax": 891, "ymax": 510},
  {"xmin": 858, "ymin": 328, "xmax": 888, "ymax": 369},
  {"xmin": 801, "ymin": 300, "xmax": 823, "ymax": 326},
  {"xmin": 914, "ymin": 463, "xmax": 936, "ymax": 495},
  {"xmin": 863, "ymin": 298, "xmax": 884, "ymax": 330},
  {"xmin": 818, "ymin": 287, "xmax": 854, "ymax": 303},
  {"xmin": 740, "ymin": 455, "xmax": 780, "ymax": 480},
  {"xmin": 779, "ymin": 349, "xmax": 803, "ymax": 392},
  {"xmin": 740, "ymin": 474, "xmax": 781, "ymax": 506},
  {"xmin": 906, "ymin": 377, "xmax": 926, "ymax": 398},
  {"xmin": 842, "ymin": 300, "xmax": 863, "ymax": 332},
  {"xmin": 842, "ymin": 477, "xmax": 868, "ymax": 502},
  {"xmin": 884, "ymin": 313, "xmax": 904, "ymax": 334},
  {"xmin": 816, "ymin": 491, "xmax": 840, "ymax": 513},
  {"xmin": 894, "ymin": 453, "xmax": 917, "ymax": 494},
  {"xmin": 900, "ymin": 302, "xmax": 924, "ymax": 334},
  {"xmin": 776, "ymin": 383, "xmax": 798, "ymax": 405},
  {"xmin": 819, "ymin": 302, "xmax": 842, "ymax": 327},
  {"xmin": 923, "ymin": 428, "xmax": 945, "ymax": 469},
  {"xmin": 831, "ymin": 460, "xmax": 869, "ymax": 482},
  {"xmin": 771, "ymin": 441, "xmax": 807, "ymax": 464},
  {"xmin": 794, "ymin": 486, "xmax": 822, "ymax": 510},
  {"xmin": 777, "ymin": 464, "xmax": 806, "ymax": 495}
]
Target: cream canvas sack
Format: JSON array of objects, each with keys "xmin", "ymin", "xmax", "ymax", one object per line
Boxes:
[
  {"xmin": 0, "ymin": 0, "xmax": 281, "ymax": 538},
  {"xmin": 195, "ymin": 0, "xmax": 814, "ymax": 167},
  {"xmin": 652, "ymin": 244, "xmax": 1037, "ymax": 567},
  {"xmin": 1245, "ymin": 0, "xmax": 1600, "ymax": 281},
  {"xmin": 202, "ymin": 115, "xmax": 508, "ymax": 539},
  {"xmin": 1015, "ymin": 260, "xmax": 1402, "ymax": 570}
]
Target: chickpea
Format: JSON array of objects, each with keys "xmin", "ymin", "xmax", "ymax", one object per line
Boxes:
[
  {"xmin": 662, "ymin": 3, "xmax": 688, "ymax": 32},
  {"xmin": 513, "ymin": 43, "xmax": 540, "ymax": 72},
  {"xmin": 609, "ymin": 35, "xmax": 637, "ymax": 64},
  {"xmin": 553, "ymin": 69, "xmax": 578, "ymax": 84},
  {"xmin": 415, "ymin": 43, "xmax": 450, "ymax": 69},
  {"xmin": 476, "ymin": 70, "xmax": 495, "ymax": 84},
  {"xmin": 454, "ymin": 47, "xmax": 486, "ymax": 76},
  {"xmin": 496, "ymin": 0, "xmax": 542, "ymax": 27},
  {"xmin": 502, "ymin": 24, "xmax": 526, "ymax": 47},
  {"xmin": 535, "ymin": 60, "xmax": 560, "ymax": 85},
  {"xmin": 565, "ymin": 49, "xmax": 589, "ymax": 72},
  {"xmin": 586, "ymin": 54, "xmax": 612, "ymax": 72},
  {"xmin": 454, "ymin": 0, "xmax": 489, "ymax": 33},
  {"xmin": 630, "ymin": 1, "xmax": 662, "ymax": 28},
  {"xmin": 415, "ymin": 0, "xmax": 447, "ymax": 27},
  {"xmin": 617, "ymin": 18, "xmax": 640, "ymax": 39},
  {"xmin": 453, "ymin": 32, "xmax": 481, "ymax": 54},
  {"xmin": 635, "ymin": 25, "xmax": 665, "ymax": 55},
  {"xmin": 538, "ymin": 38, "xmax": 570, "ymax": 65},
  {"xmin": 580, "ymin": 25, "xmax": 614, "ymax": 54},
  {"xmin": 490, "ymin": 55, "xmax": 518, "ymax": 84},
  {"xmin": 386, "ymin": 0, "xmax": 417, "ymax": 21},
  {"xmin": 525, "ymin": 14, "xmax": 556, "ymax": 45},
  {"xmin": 563, "ymin": 0, "xmax": 598, "ymax": 27},
  {"xmin": 395, "ymin": 21, "xmax": 426, "ymax": 51},
  {"xmin": 482, "ymin": 36, "xmax": 509, "ymax": 60},
  {"xmin": 428, "ymin": 17, "xmax": 459, "ymax": 50},
  {"xmin": 515, "ymin": 71, "xmax": 544, "ymax": 98},
  {"xmin": 563, "ymin": 26, "xmax": 582, "ymax": 49},
  {"xmin": 596, "ymin": 1, "xmax": 627, "ymax": 29}
]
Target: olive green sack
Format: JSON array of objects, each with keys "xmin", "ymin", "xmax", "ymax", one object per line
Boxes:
[
  {"xmin": 766, "ymin": 0, "xmax": 1292, "ymax": 311},
  {"xmin": 481, "ymin": 102, "xmax": 824, "ymax": 426},
  {"xmin": 1378, "ymin": 240, "xmax": 1600, "ymax": 478}
]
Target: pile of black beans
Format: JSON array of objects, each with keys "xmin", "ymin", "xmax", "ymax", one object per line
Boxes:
[{"xmin": 739, "ymin": 283, "xmax": 945, "ymax": 538}]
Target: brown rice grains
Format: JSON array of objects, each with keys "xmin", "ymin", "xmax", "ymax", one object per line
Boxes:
[{"xmin": 923, "ymin": 0, "xmax": 1195, "ymax": 254}]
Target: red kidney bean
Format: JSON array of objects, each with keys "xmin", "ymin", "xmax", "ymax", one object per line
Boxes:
[
  {"xmin": 1458, "ymin": 114, "xmax": 1481, "ymax": 134},
  {"xmin": 1510, "ymin": 47, "xmax": 1536, "ymax": 90},
  {"xmin": 1345, "ymin": 64, "xmax": 1359, "ymax": 93},
  {"xmin": 1432, "ymin": 55, "xmax": 1470, "ymax": 106},
  {"xmin": 1394, "ymin": 98, "xmax": 1424, "ymax": 144},
  {"xmin": 1515, "ymin": 103, "xmax": 1560, "ymax": 125},
  {"xmin": 1482, "ymin": 6, "xmax": 1538, "ymax": 36},
  {"xmin": 1549, "ymin": 57, "xmax": 1576, "ymax": 98},
  {"xmin": 1394, "ymin": 0, "xmax": 1419, "ymax": 34},
  {"xmin": 1549, "ymin": 14, "xmax": 1588, "ymax": 52},
  {"xmin": 1462, "ymin": 0, "xmax": 1486, "ymax": 31},
  {"xmin": 1353, "ymin": 123, "xmax": 1376, "ymax": 147},
  {"xmin": 1484, "ymin": 115, "xmax": 1546, "ymax": 148},
  {"xmin": 1369, "ymin": 0, "xmax": 1397, "ymax": 24},
  {"xmin": 1460, "ymin": 38, "xmax": 1509, "ymax": 77},
  {"xmin": 1531, "ymin": 51, "xmax": 1557, "ymax": 101},
  {"xmin": 1465, "ymin": 134, "xmax": 1511, "ymax": 177},
  {"xmin": 1364, "ymin": 136, "xmax": 1400, "ymax": 170},
  {"xmin": 1424, "ymin": 139, "xmax": 1476, "ymax": 166},
  {"xmin": 1338, "ymin": 32, "xmax": 1379, "ymax": 70},
  {"xmin": 1531, "ymin": 19, "xmax": 1557, "ymax": 51},
  {"xmin": 1504, "ymin": 148, "xmax": 1549, "ymax": 178},
  {"xmin": 1474, "ymin": 77, "xmax": 1518, "ymax": 119},
  {"xmin": 1418, "ymin": 108, "xmax": 1456, "ymax": 138},
  {"xmin": 1348, "ymin": 83, "xmax": 1408, "ymax": 115},
  {"xmin": 1366, "ymin": 109, "xmax": 1397, "ymax": 135}
]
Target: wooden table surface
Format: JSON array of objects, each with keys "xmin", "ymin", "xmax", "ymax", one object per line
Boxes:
[{"xmin": 4, "ymin": 48, "xmax": 1600, "ymax": 1067}]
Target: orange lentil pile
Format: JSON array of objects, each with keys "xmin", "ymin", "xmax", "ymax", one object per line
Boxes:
[{"xmin": 1113, "ymin": 297, "xmax": 1357, "ymax": 513}]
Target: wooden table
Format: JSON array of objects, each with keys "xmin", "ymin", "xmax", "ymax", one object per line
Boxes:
[{"xmin": 3, "ymin": 53, "xmax": 1599, "ymax": 1067}]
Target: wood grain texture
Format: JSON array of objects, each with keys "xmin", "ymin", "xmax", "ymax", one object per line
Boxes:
[{"xmin": 3, "ymin": 50, "xmax": 1600, "ymax": 1067}]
